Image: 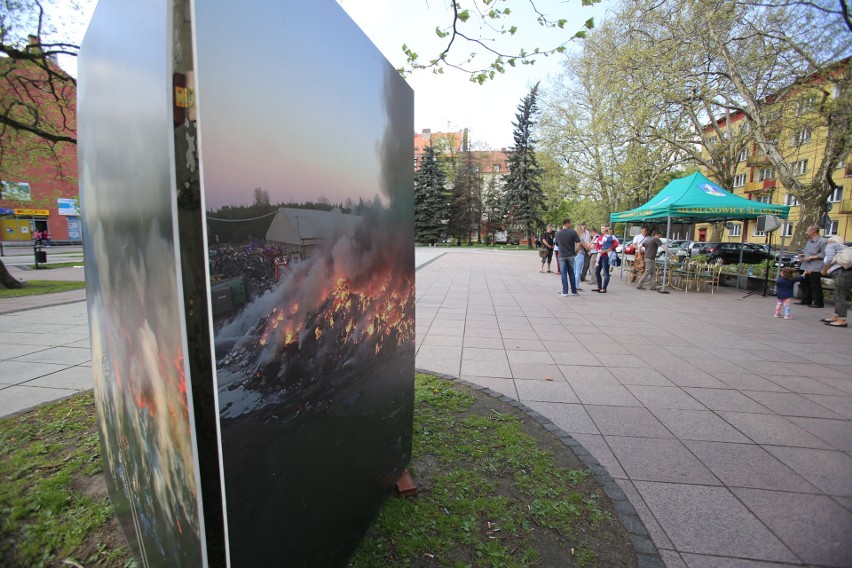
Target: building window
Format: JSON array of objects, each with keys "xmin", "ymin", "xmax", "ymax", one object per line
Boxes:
[
  {"xmin": 792, "ymin": 159, "xmax": 808, "ymax": 176},
  {"xmin": 728, "ymin": 224, "xmax": 741, "ymax": 237},
  {"xmin": 797, "ymin": 96, "xmax": 816, "ymax": 115},
  {"xmin": 492, "ymin": 164, "xmax": 500, "ymax": 172},
  {"xmin": 753, "ymin": 226, "xmax": 767, "ymax": 237},
  {"xmin": 738, "ymin": 148, "xmax": 748, "ymax": 162},
  {"xmin": 826, "ymin": 220, "xmax": 839, "ymax": 236},
  {"xmin": 756, "ymin": 194, "xmax": 772, "ymax": 204},
  {"xmin": 784, "ymin": 193, "xmax": 799, "ymax": 206},
  {"xmin": 757, "ymin": 168, "xmax": 775, "ymax": 182},
  {"xmin": 706, "ymin": 135, "xmax": 718, "ymax": 146},
  {"xmin": 827, "ymin": 187, "xmax": 842, "ymax": 202},
  {"xmin": 782, "ymin": 222, "xmax": 794, "ymax": 238},
  {"xmin": 740, "ymin": 121, "xmax": 750, "ymax": 134},
  {"xmin": 791, "ymin": 127, "xmax": 812, "ymax": 147},
  {"xmin": 734, "ymin": 173, "xmax": 747, "ymax": 187}
]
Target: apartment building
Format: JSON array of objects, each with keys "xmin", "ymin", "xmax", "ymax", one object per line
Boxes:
[{"xmin": 697, "ymin": 60, "xmax": 850, "ymax": 246}]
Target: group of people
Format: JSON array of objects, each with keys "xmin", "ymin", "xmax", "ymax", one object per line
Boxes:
[
  {"xmin": 538, "ymin": 220, "xmax": 624, "ymax": 296},
  {"xmin": 774, "ymin": 225, "xmax": 849, "ymax": 328},
  {"xmin": 537, "ymin": 221, "xmax": 850, "ymax": 329},
  {"xmin": 31, "ymin": 228, "xmax": 51, "ymax": 246}
]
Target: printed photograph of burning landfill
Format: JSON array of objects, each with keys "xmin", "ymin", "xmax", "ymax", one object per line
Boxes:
[{"xmin": 194, "ymin": 0, "xmax": 415, "ymax": 563}]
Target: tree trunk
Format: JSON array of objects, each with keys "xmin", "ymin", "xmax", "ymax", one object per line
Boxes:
[
  {"xmin": 0, "ymin": 259, "xmax": 23, "ymax": 289},
  {"xmin": 710, "ymin": 222, "xmax": 725, "ymax": 242}
]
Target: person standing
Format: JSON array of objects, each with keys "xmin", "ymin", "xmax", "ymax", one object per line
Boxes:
[
  {"xmin": 631, "ymin": 227, "xmax": 648, "ymax": 283},
  {"xmin": 635, "ymin": 230, "xmax": 665, "ymax": 290},
  {"xmin": 775, "ymin": 267, "xmax": 804, "ymax": 319},
  {"xmin": 555, "ymin": 218, "xmax": 581, "ymax": 297},
  {"xmin": 539, "ymin": 225, "xmax": 555, "ymax": 273},
  {"xmin": 581, "ymin": 227, "xmax": 595, "ymax": 282},
  {"xmin": 574, "ymin": 223, "xmax": 590, "ymax": 289},
  {"xmin": 797, "ymin": 225, "xmax": 827, "ymax": 308},
  {"xmin": 593, "ymin": 227, "xmax": 618, "ymax": 293},
  {"xmin": 821, "ymin": 235, "xmax": 849, "ymax": 328}
]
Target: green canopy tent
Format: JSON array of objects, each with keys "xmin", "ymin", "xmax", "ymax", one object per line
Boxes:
[{"xmin": 609, "ymin": 172, "xmax": 790, "ymax": 292}]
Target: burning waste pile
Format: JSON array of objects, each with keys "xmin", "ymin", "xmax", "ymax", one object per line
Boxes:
[{"xmin": 213, "ymin": 213, "xmax": 414, "ymax": 423}]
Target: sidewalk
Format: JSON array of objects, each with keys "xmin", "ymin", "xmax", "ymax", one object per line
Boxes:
[{"xmin": 416, "ymin": 249, "xmax": 851, "ymax": 567}]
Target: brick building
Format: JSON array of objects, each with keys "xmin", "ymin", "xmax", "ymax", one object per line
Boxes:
[{"xmin": 0, "ymin": 37, "xmax": 79, "ymax": 243}]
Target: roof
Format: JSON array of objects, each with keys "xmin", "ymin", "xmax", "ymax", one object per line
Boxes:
[
  {"xmin": 610, "ymin": 172, "xmax": 790, "ymax": 223},
  {"xmin": 265, "ymin": 207, "xmax": 360, "ymax": 245}
]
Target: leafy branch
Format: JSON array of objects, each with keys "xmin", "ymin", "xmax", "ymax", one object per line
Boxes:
[{"xmin": 400, "ymin": 0, "xmax": 600, "ymax": 84}]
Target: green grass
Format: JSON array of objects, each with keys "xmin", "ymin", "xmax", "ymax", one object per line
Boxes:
[
  {"xmin": 0, "ymin": 392, "xmax": 132, "ymax": 567},
  {"xmin": 25, "ymin": 261, "xmax": 85, "ymax": 269},
  {"xmin": 0, "ymin": 280, "xmax": 86, "ymax": 298},
  {"xmin": 0, "ymin": 373, "xmax": 617, "ymax": 568},
  {"xmin": 350, "ymin": 374, "xmax": 608, "ymax": 567}
]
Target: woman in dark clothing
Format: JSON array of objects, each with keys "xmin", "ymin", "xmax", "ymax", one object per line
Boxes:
[{"xmin": 539, "ymin": 225, "xmax": 555, "ymax": 273}]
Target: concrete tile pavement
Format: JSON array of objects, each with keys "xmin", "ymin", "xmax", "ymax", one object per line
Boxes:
[
  {"xmin": 415, "ymin": 248, "xmax": 852, "ymax": 567},
  {"xmin": 0, "ymin": 300, "xmax": 91, "ymax": 417}
]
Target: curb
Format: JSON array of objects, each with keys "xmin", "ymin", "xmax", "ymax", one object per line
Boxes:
[
  {"xmin": 0, "ymin": 295, "xmax": 87, "ymax": 315},
  {"xmin": 417, "ymin": 368, "xmax": 665, "ymax": 568}
]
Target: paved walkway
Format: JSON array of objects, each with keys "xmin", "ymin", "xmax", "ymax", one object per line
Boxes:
[
  {"xmin": 2, "ymin": 247, "xmax": 850, "ymax": 567},
  {"xmin": 0, "ymin": 258, "xmax": 89, "ymax": 415},
  {"xmin": 415, "ymin": 248, "xmax": 851, "ymax": 568}
]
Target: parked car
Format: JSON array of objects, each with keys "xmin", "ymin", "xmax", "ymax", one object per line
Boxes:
[
  {"xmin": 495, "ymin": 231, "xmax": 508, "ymax": 244},
  {"xmin": 756, "ymin": 244, "xmax": 802, "ymax": 268},
  {"xmin": 703, "ymin": 242, "xmax": 772, "ymax": 264},
  {"xmin": 676, "ymin": 241, "xmax": 715, "ymax": 258}
]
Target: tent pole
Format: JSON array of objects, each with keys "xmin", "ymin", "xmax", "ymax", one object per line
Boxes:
[{"xmin": 659, "ymin": 216, "xmax": 672, "ymax": 294}]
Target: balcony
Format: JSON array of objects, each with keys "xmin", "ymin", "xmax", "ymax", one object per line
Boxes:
[
  {"xmin": 747, "ymin": 154, "xmax": 771, "ymax": 167},
  {"xmin": 744, "ymin": 179, "xmax": 776, "ymax": 193},
  {"xmin": 840, "ymin": 199, "xmax": 852, "ymax": 214}
]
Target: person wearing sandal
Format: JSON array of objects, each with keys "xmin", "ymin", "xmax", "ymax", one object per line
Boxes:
[{"xmin": 821, "ymin": 235, "xmax": 850, "ymax": 328}]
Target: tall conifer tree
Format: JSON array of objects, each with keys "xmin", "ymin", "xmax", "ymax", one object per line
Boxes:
[
  {"xmin": 503, "ymin": 83, "xmax": 545, "ymax": 248},
  {"xmin": 414, "ymin": 144, "xmax": 450, "ymax": 245}
]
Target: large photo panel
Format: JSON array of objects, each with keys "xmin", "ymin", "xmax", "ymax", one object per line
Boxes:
[
  {"xmin": 77, "ymin": 0, "xmax": 206, "ymax": 565},
  {"xmin": 192, "ymin": 0, "xmax": 415, "ymax": 564}
]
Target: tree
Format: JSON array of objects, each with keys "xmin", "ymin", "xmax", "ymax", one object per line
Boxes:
[
  {"xmin": 538, "ymin": 29, "xmax": 688, "ymax": 222},
  {"xmin": 1, "ymin": 1, "xmax": 80, "ymax": 288},
  {"xmin": 448, "ymin": 143, "xmax": 483, "ymax": 244},
  {"xmin": 593, "ymin": 0, "xmax": 851, "ymax": 247},
  {"xmin": 253, "ymin": 187, "xmax": 270, "ymax": 207},
  {"xmin": 414, "ymin": 144, "xmax": 450, "ymax": 245},
  {"xmin": 1, "ymin": 0, "xmax": 78, "ymax": 147},
  {"xmin": 503, "ymin": 83, "xmax": 545, "ymax": 248},
  {"xmin": 401, "ymin": 0, "xmax": 601, "ymax": 84}
]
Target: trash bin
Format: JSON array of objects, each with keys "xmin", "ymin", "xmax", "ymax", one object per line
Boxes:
[{"xmin": 35, "ymin": 250, "xmax": 47, "ymax": 264}]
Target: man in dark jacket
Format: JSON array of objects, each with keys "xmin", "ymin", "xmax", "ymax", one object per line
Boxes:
[{"xmin": 555, "ymin": 219, "xmax": 581, "ymax": 296}]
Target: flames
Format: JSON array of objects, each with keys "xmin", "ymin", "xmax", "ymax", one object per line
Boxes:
[{"xmin": 257, "ymin": 269, "xmax": 414, "ymax": 359}]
